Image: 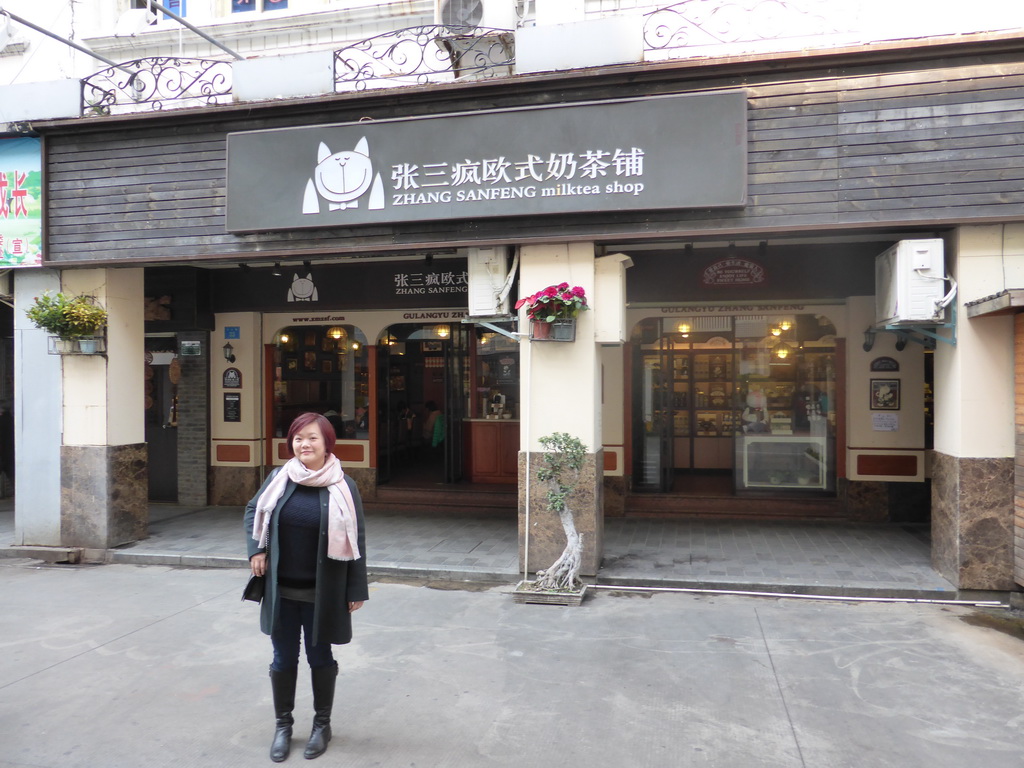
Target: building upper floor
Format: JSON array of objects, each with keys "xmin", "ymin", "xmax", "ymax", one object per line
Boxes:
[{"xmin": 2, "ymin": 0, "xmax": 1024, "ymax": 125}]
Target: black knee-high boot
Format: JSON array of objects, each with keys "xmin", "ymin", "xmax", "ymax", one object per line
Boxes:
[
  {"xmin": 269, "ymin": 666, "xmax": 298, "ymax": 762},
  {"xmin": 304, "ymin": 663, "xmax": 338, "ymax": 759}
]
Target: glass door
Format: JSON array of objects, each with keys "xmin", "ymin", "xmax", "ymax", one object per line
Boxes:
[
  {"xmin": 632, "ymin": 322, "xmax": 673, "ymax": 491},
  {"xmin": 442, "ymin": 324, "xmax": 469, "ymax": 483},
  {"xmin": 376, "ymin": 338, "xmax": 395, "ymax": 484},
  {"xmin": 691, "ymin": 351, "xmax": 737, "ymax": 469}
]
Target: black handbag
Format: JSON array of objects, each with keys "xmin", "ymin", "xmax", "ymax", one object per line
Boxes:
[{"xmin": 242, "ymin": 574, "xmax": 265, "ymax": 603}]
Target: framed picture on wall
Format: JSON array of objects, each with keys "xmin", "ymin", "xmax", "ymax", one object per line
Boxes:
[
  {"xmin": 286, "ymin": 357, "xmax": 298, "ymax": 372},
  {"xmin": 304, "ymin": 351, "xmax": 317, "ymax": 371},
  {"xmin": 422, "ymin": 341, "xmax": 442, "ymax": 352},
  {"xmin": 870, "ymin": 379, "xmax": 900, "ymax": 410},
  {"xmin": 321, "ymin": 360, "xmax": 333, "ymax": 374}
]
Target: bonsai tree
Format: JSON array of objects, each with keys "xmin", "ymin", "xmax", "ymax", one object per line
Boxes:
[
  {"xmin": 25, "ymin": 292, "xmax": 108, "ymax": 340},
  {"xmin": 530, "ymin": 431, "xmax": 587, "ymax": 592}
]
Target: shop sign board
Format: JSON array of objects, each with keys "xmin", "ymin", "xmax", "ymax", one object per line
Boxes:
[
  {"xmin": 702, "ymin": 258, "xmax": 766, "ymax": 286},
  {"xmin": 213, "ymin": 259, "xmax": 469, "ymax": 312},
  {"xmin": 870, "ymin": 356, "xmax": 899, "ymax": 372},
  {"xmin": 0, "ymin": 137, "xmax": 43, "ymax": 267},
  {"xmin": 224, "ymin": 392, "xmax": 241, "ymax": 422},
  {"xmin": 225, "ymin": 91, "xmax": 747, "ymax": 233}
]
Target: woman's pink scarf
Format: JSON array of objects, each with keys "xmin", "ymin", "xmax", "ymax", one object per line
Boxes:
[{"xmin": 251, "ymin": 455, "xmax": 360, "ymax": 561}]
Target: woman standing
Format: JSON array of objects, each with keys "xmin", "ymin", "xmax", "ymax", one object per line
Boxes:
[{"xmin": 244, "ymin": 412, "xmax": 368, "ymax": 762}]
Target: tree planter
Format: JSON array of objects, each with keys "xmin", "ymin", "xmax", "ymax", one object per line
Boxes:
[
  {"xmin": 530, "ymin": 318, "xmax": 576, "ymax": 342},
  {"xmin": 512, "ymin": 581, "xmax": 587, "ymax": 606}
]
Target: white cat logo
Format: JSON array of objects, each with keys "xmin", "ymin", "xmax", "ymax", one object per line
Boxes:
[
  {"xmin": 288, "ymin": 273, "xmax": 318, "ymax": 302},
  {"xmin": 302, "ymin": 137, "xmax": 385, "ymax": 214}
]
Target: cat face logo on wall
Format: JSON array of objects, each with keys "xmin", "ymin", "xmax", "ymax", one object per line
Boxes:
[
  {"xmin": 302, "ymin": 137, "xmax": 385, "ymax": 215},
  {"xmin": 288, "ymin": 273, "xmax": 318, "ymax": 302}
]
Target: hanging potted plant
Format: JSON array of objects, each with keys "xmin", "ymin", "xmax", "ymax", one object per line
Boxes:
[
  {"xmin": 26, "ymin": 292, "xmax": 108, "ymax": 354},
  {"xmin": 514, "ymin": 282, "xmax": 589, "ymax": 341}
]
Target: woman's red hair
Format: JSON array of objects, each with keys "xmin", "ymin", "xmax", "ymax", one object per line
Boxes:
[{"xmin": 286, "ymin": 412, "xmax": 337, "ymax": 457}]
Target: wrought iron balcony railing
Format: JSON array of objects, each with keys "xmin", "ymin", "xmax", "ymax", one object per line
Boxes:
[
  {"xmin": 75, "ymin": 4, "xmax": 854, "ymax": 117},
  {"xmin": 81, "ymin": 57, "xmax": 234, "ymax": 116},
  {"xmin": 643, "ymin": 0, "xmax": 848, "ymax": 59},
  {"xmin": 334, "ymin": 24, "xmax": 515, "ymax": 92}
]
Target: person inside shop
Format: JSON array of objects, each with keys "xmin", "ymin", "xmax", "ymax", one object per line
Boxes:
[
  {"xmin": 422, "ymin": 400, "xmax": 444, "ymax": 449},
  {"xmin": 394, "ymin": 401, "xmax": 415, "ymax": 458},
  {"xmin": 244, "ymin": 412, "xmax": 368, "ymax": 763},
  {"xmin": 322, "ymin": 408, "xmax": 345, "ymax": 437},
  {"xmin": 353, "ymin": 405, "xmax": 369, "ymax": 438}
]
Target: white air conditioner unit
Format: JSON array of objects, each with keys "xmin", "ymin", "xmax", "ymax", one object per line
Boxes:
[
  {"xmin": 467, "ymin": 247, "xmax": 511, "ymax": 317},
  {"xmin": 435, "ymin": 0, "xmax": 517, "ymax": 29},
  {"xmin": 875, "ymin": 239, "xmax": 947, "ymax": 325}
]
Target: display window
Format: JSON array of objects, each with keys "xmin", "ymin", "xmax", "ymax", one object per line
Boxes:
[
  {"xmin": 270, "ymin": 324, "xmax": 369, "ymax": 441},
  {"xmin": 631, "ymin": 313, "xmax": 838, "ymax": 494}
]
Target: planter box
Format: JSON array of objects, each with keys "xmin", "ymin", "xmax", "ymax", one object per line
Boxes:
[
  {"xmin": 512, "ymin": 581, "xmax": 587, "ymax": 606},
  {"xmin": 530, "ymin": 318, "xmax": 576, "ymax": 342},
  {"xmin": 47, "ymin": 336, "xmax": 107, "ymax": 356}
]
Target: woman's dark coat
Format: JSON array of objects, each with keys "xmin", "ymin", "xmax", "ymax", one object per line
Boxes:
[{"xmin": 243, "ymin": 470, "xmax": 369, "ymax": 645}]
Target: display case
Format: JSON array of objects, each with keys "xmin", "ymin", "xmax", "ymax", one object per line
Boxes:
[{"xmin": 738, "ymin": 435, "xmax": 828, "ymax": 490}]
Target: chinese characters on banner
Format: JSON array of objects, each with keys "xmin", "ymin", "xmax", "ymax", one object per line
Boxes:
[
  {"xmin": 393, "ymin": 269, "xmax": 468, "ymax": 296},
  {"xmin": 0, "ymin": 137, "xmax": 42, "ymax": 267},
  {"xmin": 390, "ymin": 147, "xmax": 646, "ymax": 204}
]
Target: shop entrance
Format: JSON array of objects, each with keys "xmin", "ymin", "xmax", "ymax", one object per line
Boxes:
[
  {"xmin": 632, "ymin": 314, "xmax": 838, "ymax": 497},
  {"xmin": 377, "ymin": 322, "xmax": 521, "ymax": 488},
  {"xmin": 376, "ymin": 323, "xmax": 468, "ymax": 485},
  {"xmin": 144, "ymin": 351, "xmax": 179, "ymax": 502}
]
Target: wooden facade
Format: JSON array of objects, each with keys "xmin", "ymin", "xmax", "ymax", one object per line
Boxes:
[{"xmin": 40, "ymin": 38, "xmax": 1024, "ymax": 266}]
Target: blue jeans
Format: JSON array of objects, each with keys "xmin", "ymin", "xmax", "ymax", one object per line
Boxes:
[{"xmin": 270, "ymin": 597, "xmax": 336, "ymax": 671}]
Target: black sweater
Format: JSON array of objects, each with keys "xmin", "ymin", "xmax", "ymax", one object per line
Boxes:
[{"xmin": 275, "ymin": 485, "xmax": 321, "ymax": 589}]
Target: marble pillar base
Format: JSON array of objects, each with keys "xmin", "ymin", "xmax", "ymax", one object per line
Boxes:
[
  {"xmin": 838, "ymin": 479, "xmax": 930, "ymax": 523},
  {"xmin": 210, "ymin": 466, "xmax": 378, "ymax": 507},
  {"xmin": 931, "ymin": 451, "xmax": 1015, "ymax": 590},
  {"xmin": 839, "ymin": 479, "xmax": 889, "ymax": 522},
  {"xmin": 603, "ymin": 476, "xmax": 627, "ymax": 518},
  {"xmin": 344, "ymin": 467, "xmax": 377, "ymax": 502},
  {"xmin": 61, "ymin": 443, "xmax": 147, "ymax": 550},
  {"xmin": 518, "ymin": 450, "xmax": 603, "ymax": 577},
  {"xmin": 210, "ymin": 466, "xmax": 261, "ymax": 506}
]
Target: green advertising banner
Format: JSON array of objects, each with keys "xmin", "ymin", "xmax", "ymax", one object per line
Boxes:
[{"xmin": 0, "ymin": 137, "xmax": 43, "ymax": 267}]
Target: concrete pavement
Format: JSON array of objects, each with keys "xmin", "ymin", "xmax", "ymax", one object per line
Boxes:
[
  {"xmin": 1, "ymin": 559, "xmax": 1023, "ymax": 768},
  {"xmin": 1, "ymin": 501, "xmax": 965, "ymax": 600}
]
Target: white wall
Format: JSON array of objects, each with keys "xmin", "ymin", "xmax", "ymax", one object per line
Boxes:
[
  {"xmin": 845, "ymin": 295, "xmax": 928, "ymax": 480},
  {"xmin": 933, "ymin": 226, "xmax": 1019, "ymax": 458},
  {"xmin": 845, "ymin": 296, "xmax": 926, "ymax": 448},
  {"xmin": 13, "ymin": 268, "xmax": 62, "ymax": 545},
  {"xmin": 519, "ymin": 242, "xmax": 600, "ymax": 452},
  {"xmin": 60, "ymin": 269, "xmax": 144, "ymax": 447},
  {"xmin": 211, "ymin": 312, "xmax": 264, "ymax": 466}
]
